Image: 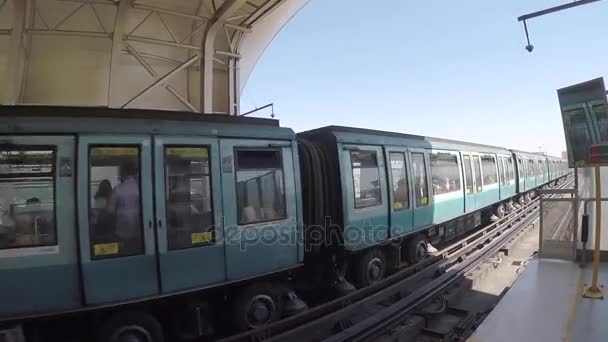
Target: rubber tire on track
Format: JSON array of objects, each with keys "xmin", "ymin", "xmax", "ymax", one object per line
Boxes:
[
  {"xmin": 231, "ymin": 282, "xmax": 283, "ymax": 332},
  {"xmin": 405, "ymin": 234, "xmax": 428, "ymax": 265},
  {"xmin": 352, "ymin": 249, "xmax": 387, "ymax": 289},
  {"xmin": 96, "ymin": 311, "xmax": 164, "ymax": 342}
]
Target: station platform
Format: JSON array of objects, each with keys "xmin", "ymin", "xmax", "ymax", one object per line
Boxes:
[{"xmin": 469, "ymin": 258, "xmax": 608, "ymax": 342}]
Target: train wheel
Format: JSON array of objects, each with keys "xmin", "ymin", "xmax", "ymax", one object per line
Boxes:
[
  {"xmin": 231, "ymin": 283, "xmax": 283, "ymax": 331},
  {"xmin": 495, "ymin": 204, "xmax": 505, "ymax": 219},
  {"xmin": 405, "ymin": 234, "xmax": 428, "ymax": 265},
  {"xmin": 353, "ymin": 249, "xmax": 387, "ymax": 288},
  {"xmin": 96, "ymin": 311, "xmax": 164, "ymax": 342},
  {"xmin": 518, "ymin": 195, "xmax": 526, "ymax": 206}
]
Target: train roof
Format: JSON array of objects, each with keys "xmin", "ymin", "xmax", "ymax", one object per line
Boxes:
[
  {"xmin": 299, "ymin": 125, "xmax": 512, "ymax": 153},
  {"xmin": 0, "ymin": 106, "xmax": 294, "ymax": 140}
]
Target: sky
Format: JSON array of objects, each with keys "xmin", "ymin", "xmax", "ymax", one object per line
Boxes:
[{"xmin": 240, "ymin": 0, "xmax": 608, "ymax": 158}]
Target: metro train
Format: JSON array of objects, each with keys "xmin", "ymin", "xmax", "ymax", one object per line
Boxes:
[{"xmin": 0, "ymin": 106, "xmax": 568, "ymax": 342}]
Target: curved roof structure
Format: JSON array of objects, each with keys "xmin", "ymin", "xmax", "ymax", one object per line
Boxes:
[{"xmin": 0, "ymin": 0, "xmax": 309, "ymax": 114}]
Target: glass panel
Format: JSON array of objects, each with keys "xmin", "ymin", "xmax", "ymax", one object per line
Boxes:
[
  {"xmin": 592, "ymin": 103, "xmax": 608, "ymax": 142},
  {"xmin": 89, "ymin": 146, "xmax": 143, "ymax": 259},
  {"xmin": 0, "ymin": 147, "xmax": 56, "ymax": 250},
  {"xmin": 430, "ymin": 153, "xmax": 461, "ymax": 195},
  {"xmin": 508, "ymin": 158, "xmax": 514, "ymax": 181},
  {"xmin": 473, "ymin": 156, "xmax": 482, "ymax": 192},
  {"xmin": 463, "ymin": 155, "xmax": 473, "ymax": 195},
  {"xmin": 236, "ymin": 149, "xmax": 286, "ymax": 225},
  {"xmin": 412, "ymin": 153, "xmax": 428, "ymax": 206},
  {"xmin": 497, "ymin": 157, "xmax": 505, "ymax": 185},
  {"xmin": 389, "ymin": 152, "xmax": 408, "ymax": 210},
  {"xmin": 351, "ymin": 150, "xmax": 382, "ymax": 209},
  {"xmin": 481, "ymin": 155, "xmax": 497, "ymax": 185},
  {"xmin": 165, "ymin": 147, "xmax": 214, "ymax": 250}
]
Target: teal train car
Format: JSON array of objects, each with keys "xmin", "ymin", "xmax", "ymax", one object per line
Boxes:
[
  {"xmin": 298, "ymin": 126, "xmax": 568, "ymax": 289},
  {"xmin": 0, "ymin": 106, "xmax": 306, "ymax": 341},
  {"xmin": 0, "ymin": 107, "xmax": 569, "ymax": 342}
]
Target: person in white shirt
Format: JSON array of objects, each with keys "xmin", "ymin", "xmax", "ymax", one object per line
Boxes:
[{"xmin": 106, "ymin": 161, "xmax": 142, "ymax": 255}]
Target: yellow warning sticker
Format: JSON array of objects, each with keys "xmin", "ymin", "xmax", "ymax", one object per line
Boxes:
[
  {"xmin": 93, "ymin": 242, "xmax": 119, "ymax": 256},
  {"xmin": 192, "ymin": 232, "xmax": 213, "ymax": 244},
  {"xmin": 420, "ymin": 197, "xmax": 428, "ymax": 205},
  {"xmin": 466, "ymin": 188, "xmax": 472, "ymax": 194},
  {"xmin": 394, "ymin": 201, "xmax": 403, "ymax": 209}
]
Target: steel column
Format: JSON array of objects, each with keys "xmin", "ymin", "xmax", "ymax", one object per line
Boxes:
[
  {"xmin": 108, "ymin": 0, "xmax": 130, "ymax": 107},
  {"xmin": 2, "ymin": 0, "xmax": 26, "ymax": 105},
  {"xmin": 200, "ymin": 0, "xmax": 248, "ymax": 113}
]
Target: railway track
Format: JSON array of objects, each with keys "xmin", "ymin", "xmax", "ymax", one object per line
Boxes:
[{"xmin": 217, "ymin": 175, "xmax": 573, "ymax": 342}]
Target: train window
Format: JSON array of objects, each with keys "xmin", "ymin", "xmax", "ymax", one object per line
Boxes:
[
  {"xmin": 497, "ymin": 157, "xmax": 505, "ymax": 185},
  {"xmin": 235, "ymin": 149, "xmax": 286, "ymax": 225},
  {"xmin": 0, "ymin": 147, "xmax": 56, "ymax": 250},
  {"xmin": 165, "ymin": 147, "xmax": 214, "ymax": 249},
  {"xmin": 389, "ymin": 152, "xmax": 409, "ymax": 210},
  {"xmin": 473, "ymin": 155, "xmax": 482, "ymax": 192},
  {"xmin": 517, "ymin": 157, "xmax": 523, "ymax": 178},
  {"xmin": 481, "ymin": 155, "xmax": 498, "ymax": 185},
  {"xmin": 508, "ymin": 158, "xmax": 514, "ymax": 181},
  {"xmin": 88, "ymin": 146, "xmax": 144, "ymax": 259},
  {"xmin": 462, "ymin": 155, "xmax": 473, "ymax": 195},
  {"xmin": 412, "ymin": 153, "xmax": 429, "ymax": 206},
  {"xmin": 430, "ymin": 153, "xmax": 461, "ymax": 195},
  {"xmin": 350, "ymin": 150, "xmax": 382, "ymax": 209}
]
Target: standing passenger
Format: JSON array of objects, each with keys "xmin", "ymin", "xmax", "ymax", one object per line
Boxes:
[{"xmin": 106, "ymin": 161, "xmax": 142, "ymax": 255}]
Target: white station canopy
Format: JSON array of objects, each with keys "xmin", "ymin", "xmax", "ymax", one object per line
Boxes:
[{"xmin": 0, "ymin": 0, "xmax": 309, "ymax": 114}]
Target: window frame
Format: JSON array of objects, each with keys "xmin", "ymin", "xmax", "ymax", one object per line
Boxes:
[
  {"xmin": 0, "ymin": 145, "xmax": 58, "ymax": 250},
  {"xmin": 349, "ymin": 149, "xmax": 383, "ymax": 210},
  {"xmin": 429, "ymin": 150, "xmax": 462, "ymax": 195},
  {"xmin": 480, "ymin": 154, "xmax": 498, "ymax": 186},
  {"xmin": 462, "ymin": 154, "xmax": 474, "ymax": 195},
  {"xmin": 472, "ymin": 155, "xmax": 483, "ymax": 192},
  {"xmin": 163, "ymin": 144, "xmax": 215, "ymax": 249},
  {"xmin": 411, "ymin": 152, "xmax": 429, "ymax": 207},
  {"xmin": 234, "ymin": 147, "xmax": 288, "ymax": 226},
  {"xmin": 87, "ymin": 144, "xmax": 144, "ymax": 260},
  {"xmin": 389, "ymin": 151, "xmax": 409, "ymax": 211}
]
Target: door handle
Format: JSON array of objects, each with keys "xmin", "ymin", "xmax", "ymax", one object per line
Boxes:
[
  {"xmin": 157, "ymin": 219, "xmax": 163, "ymax": 229},
  {"xmin": 148, "ymin": 220, "xmax": 152, "ymax": 229}
]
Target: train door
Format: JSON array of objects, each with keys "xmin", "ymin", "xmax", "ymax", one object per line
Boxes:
[
  {"xmin": 410, "ymin": 149, "xmax": 432, "ymax": 228},
  {"xmin": 153, "ymin": 137, "xmax": 226, "ymax": 293},
  {"xmin": 219, "ymin": 139, "xmax": 300, "ymax": 280},
  {"xmin": 517, "ymin": 156, "xmax": 525, "ymax": 191},
  {"xmin": 340, "ymin": 144, "xmax": 389, "ymax": 250},
  {"xmin": 77, "ymin": 135, "xmax": 158, "ymax": 304},
  {"xmin": 386, "ymin": 147, "xmax": 413, "ymax": 237},
  {"xmin": 462, "ymin": 153, "xmax": 475, "ymax": 212},
  {"xmin": 471, "ymin": 153, "xmax": 483, "ymax": 210},
  {"xmin": 0, "ymin": 136, "xmax": 80, "ymax": 316}
]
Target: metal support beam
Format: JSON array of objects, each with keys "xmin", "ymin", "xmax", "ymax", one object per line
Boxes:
[
  {"xmin": 518, "ymin": 0, "xmax": 602, "ymax": 21},
  {"xmin": 132, "ymin": 3, "xmax": 251, "ymax": 32},
  {"xmin": 108, "ymin": 0, "xmax": 130, "ymax": 107},
  {"xmin": 200, "ymin": 0, "xmax": 248, "ymax": 113},
  {"xmin": 26, "ymin": 28, "xmax": 111, "ymax": 38},
  {"xmin": 125, "ymin": 44, "xmax": 198, "ymax": 112},
  {"xmin": 127, "ymin": 35, "xmax": 201, "ymax": 50},
  {"xmin": 2, "ymin": 0, "xmax": 26, "ymax": 105},
  {"xmin": 122, "ymin": 54, "xmax": 201, "ymax": 108}
]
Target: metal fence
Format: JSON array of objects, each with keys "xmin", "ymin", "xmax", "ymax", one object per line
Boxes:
[{"xmin": 539, "ymin": 188, "xmax": 578, "ymax": 260}]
